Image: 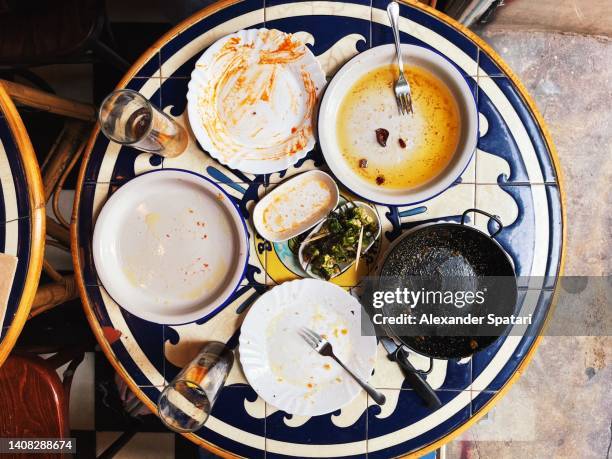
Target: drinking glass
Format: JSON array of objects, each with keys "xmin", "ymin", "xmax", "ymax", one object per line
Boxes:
[
  {"xmin": 157, "ymin": 341, "xmax": 234, "ymax": 432},
  {"xmin": 99, "ymin": 89, "xmax": 188, "ymax": 157}
]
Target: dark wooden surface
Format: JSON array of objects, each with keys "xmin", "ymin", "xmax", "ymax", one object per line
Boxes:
[{"xmin": 0, "ymin": 354, "xmax": 68, "ymax": 459}]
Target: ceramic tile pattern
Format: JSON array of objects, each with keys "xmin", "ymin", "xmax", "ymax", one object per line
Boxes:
[{"xmin": 70, "ymin": 1, "xmax": 566, "ymax": 457}]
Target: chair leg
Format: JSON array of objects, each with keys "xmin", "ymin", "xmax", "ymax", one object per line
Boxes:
[
  {"xmin": 0, "ymin": 79, "xmax": 96, "ymax": 121},
  {"xmin": 31, "ymin": 276, "xmax": 78, "ymax": 318},
  {"xmin": 42, "ymin": 120, "xmax": 90, "ymax": 201},
  {"xmin": 90, "ymin": 39, "xmax": 131, "ymax": 72}
]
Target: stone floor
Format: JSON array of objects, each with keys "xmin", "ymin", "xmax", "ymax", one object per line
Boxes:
[
  {"xmin": 445, "ymin": 26, "xmax": 612, "ymax": 459},
  {"xmin": 486, "ymin": 0, "xmax": 612, "ymax": 38}
]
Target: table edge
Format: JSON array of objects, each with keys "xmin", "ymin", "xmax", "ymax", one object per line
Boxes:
[
  {"xmin": 0, "ymin": 83, "xmax": 46, "ymax": 367},
  {"xmin": 70, "ymin": 0, "xmax": 567, "ymax": 457}
]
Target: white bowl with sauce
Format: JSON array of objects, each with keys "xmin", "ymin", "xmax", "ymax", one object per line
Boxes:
[
  {"xmin": 253, "ymin": 170, "xmax": 339, "ymax": 242},
  {"xmin": 318, "ymin": 44, "xmax": 478, "ymax": 205}
]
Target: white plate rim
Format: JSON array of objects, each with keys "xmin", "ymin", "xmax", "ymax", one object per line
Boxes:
[
  {"xmin": 92, "ymin": 168, "xmax": 250, "ymax": 325},
  {"xmin": 318, "ymin": 43, "xmax": 478, "ymax": 206},
  {"xmin": 186, "ymin": 28, "xmax": 327, "ymax": 174},
  {"xmin": 239, "ymin": 278, "xmax": 377, "ymax": 416}
]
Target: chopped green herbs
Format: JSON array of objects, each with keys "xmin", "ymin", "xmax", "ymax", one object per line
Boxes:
[{"xmin": 303, "ymin": 204, "xmax": 378, "ymax": 280}]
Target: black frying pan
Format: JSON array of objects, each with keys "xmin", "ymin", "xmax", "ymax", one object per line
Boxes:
[{"xmin": 379, "ymin": 208, "xmax": 518, "ymax": 359}]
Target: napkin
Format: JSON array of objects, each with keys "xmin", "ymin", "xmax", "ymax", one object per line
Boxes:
[{"xmin": 0, "ymin": 252, "xmax": 18, "ymax": 326}]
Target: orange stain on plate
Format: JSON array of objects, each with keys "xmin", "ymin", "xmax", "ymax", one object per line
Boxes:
[
  {"xmin": 194, "ymin": 28, "xmax": 322, "ymax": 163},
  {"xmin": 258, "ymin": 33, "xmax": 306, "ymax": 65}
]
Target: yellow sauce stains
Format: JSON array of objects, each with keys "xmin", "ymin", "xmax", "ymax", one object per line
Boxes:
[
  {"xmin": 336, "ymin": 65, "xmax": 461, "ymax": 189},
  {"xmin": 144, "ymin": 212, "xmax": 160, "ymax": 230},
  {"xmin": 123, "ymin": 265, "xmax": 138, "ymax": 287},
  {"xmin": 179, "ymin": 259, "xmax": 227, "ymax": 301}
]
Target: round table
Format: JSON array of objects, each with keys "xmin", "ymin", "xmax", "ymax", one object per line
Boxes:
[
  {"xmin": 72, "ymin": 1, "xmax": 565, "ymax": 457},
  {"xmin": 0, "ymin": 83, "xmax": 45, "ymax": 366}
]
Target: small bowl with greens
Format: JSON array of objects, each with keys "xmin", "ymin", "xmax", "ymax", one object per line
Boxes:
[{"xmin": 298, "ymin": 201, "xmax": 381, "ymax": 280}]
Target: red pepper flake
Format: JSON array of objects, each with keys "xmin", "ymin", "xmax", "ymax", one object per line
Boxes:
[
  {"xmin": 376, "ymin": 175, "xmax": 385, "ymax": 185},
  {"xmin": 291, "ymin": 126, "xmax": 297, "ymax": 134},
  {"xmin": 375, "ymin": 128, "xmax": 389, "ymax": 147},
  {"xmin": 202, "ymin": 263, "xmax": 209, "ymax": 268},
  {"xmin": 398, "ymin": 138, "xmax": 406, "ymax": 149},
  {"xmin": 202, "ymin": 234, "xmax": 208, "ymax": 239},
  {"xmin": 359, "ymin": 158, "xmax": 368, "ymax": 168},
  {"xmin": 102, "ymin": 326, "xmax": 122, "ymax": 344}
]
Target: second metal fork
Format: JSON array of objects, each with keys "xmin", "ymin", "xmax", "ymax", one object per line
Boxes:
[
  {"xmin": 299, "ymin": 327, "xmax": 386, "ymax": 405},
  {"xmin": 387, "ymin": 1, "xmax": 413, "ymax": 115}
]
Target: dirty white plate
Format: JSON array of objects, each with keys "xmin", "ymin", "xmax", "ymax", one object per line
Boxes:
[
  {"xmin": 187, "ymin": 28, "xmax": 326, "ymax": 174},
  {"xmin": 253, "ymin": 170, "xmax": 339, "ymax": 242},
  {"xmin": 93, "ymin": 169, "xmax": 248, "ymax": 324},
  {"xmin": 239, "ymin": 279, "xmax": 377, "ymax": 416}
]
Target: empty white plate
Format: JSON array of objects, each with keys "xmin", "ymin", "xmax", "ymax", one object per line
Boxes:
[
  {"xmin": 239, "ymin": 279, "xmax": 377, "ymax": 416},
  {"xmin": 93, "ymin": 169, "xmax": 248, "ymax": 324}
]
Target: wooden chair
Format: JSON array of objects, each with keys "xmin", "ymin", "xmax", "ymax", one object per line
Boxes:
[
  {"xmin": 0, "ymin": 79, "xmax": 96, "ymax": 318},
  {"xmin": 0, "ymin": 351, "xmax": 83, "ymax": 458},
  {"xmin": 1, "ymin": 348, "xmax": 152, "ymax": 459}
]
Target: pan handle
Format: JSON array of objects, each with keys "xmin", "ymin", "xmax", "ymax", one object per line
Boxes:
[
  {"xmin": 395, "ymin": 347, "xmax": 442, "ymax": 410},
  {"xmin": 461, "ymin": 208, "xmax": 503, "ymax": 238}
]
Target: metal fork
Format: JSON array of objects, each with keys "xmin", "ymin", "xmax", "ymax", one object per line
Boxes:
[
  {"xmin": 387, "ymin": 2, "xmax": 413, "ymax": 115},
  {"xmin": 298, "ymin": 327, "xmax": 386, "ymax": 405}
]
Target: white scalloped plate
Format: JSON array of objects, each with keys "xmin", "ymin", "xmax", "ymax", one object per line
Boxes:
[
  {"xmin": 187, "ymin": 28, "xmax": 326, "ymax": 174},
  {"xmin": 239, "ymin": 279, "xmax": 377, "ymax": 416}
]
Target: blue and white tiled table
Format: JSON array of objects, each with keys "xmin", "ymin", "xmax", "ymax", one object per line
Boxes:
[
  {"xmin": 72, "ymin": 1, "xmax": 565, "ymax": 457},
  {"xmin": 0, "ymin": 84, "xmax": 45, "ymax": 366}
]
